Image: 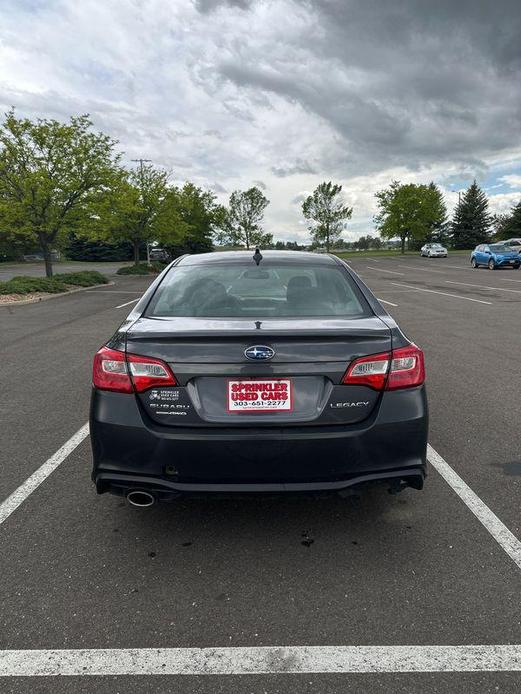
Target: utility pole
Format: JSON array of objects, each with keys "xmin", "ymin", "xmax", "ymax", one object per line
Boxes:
[{"xmin": 131, "ymin": 159, "xmax": 152, "ymax": 265}]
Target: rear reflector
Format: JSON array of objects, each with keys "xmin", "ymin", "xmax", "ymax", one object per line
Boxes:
[
  {"xmin": 342, "ymin": 344, "xmax": 424, "ymax": 391},
  {"xmin": 92, "ymin": 346, "xmax": 177, "ymax": 394}
]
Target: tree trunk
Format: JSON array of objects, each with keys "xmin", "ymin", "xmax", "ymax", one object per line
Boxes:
[
  {"xmin": 400, "ymin": 235, "xmax": 406, "ymax": 255},
  {"xmin": 326, "ymin": 223, "xmax": 330, "ymax": 253},
  {"xmin": 42, "ymin": 243, "xmax": 53, "ymax": 278},
  {"xmin": 133, "ymin": 240, "xmax": 140, "ymax": 265}
]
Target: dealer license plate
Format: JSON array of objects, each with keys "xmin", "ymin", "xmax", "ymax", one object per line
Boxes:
[{"xmin": 227, "ymin": 379, "xmax": 292, "ymax": 412}]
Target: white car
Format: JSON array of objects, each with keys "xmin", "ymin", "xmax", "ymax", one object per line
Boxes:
[
  {"xmin": 503, "ymin": 238, "xmax": 521, "ymax": 254},
  {"xmin": 420, "ymin": 243, "xmax": 447, "ymax": 258}
]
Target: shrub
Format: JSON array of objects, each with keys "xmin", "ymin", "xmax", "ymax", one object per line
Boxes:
[
  {"xmin": 116, "ymin": 262, "xmax": 166, "ymax": 275},
  {"xmin": 0, "ymin": 271, "xmax": 108, "ymax": 295},
  {"xmin": 55, "ymin": 271, "xmax": 108, "ymax": 286}
]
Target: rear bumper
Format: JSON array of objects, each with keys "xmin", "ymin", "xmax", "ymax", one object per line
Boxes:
[{"xmin": 90, "ymin": 386, "xmax": 428, "ymax": 497}]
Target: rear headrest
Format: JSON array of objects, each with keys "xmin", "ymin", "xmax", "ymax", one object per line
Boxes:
[{"xmin": 287, "ymin": 275, "xmax": 312, "ymax": 302}]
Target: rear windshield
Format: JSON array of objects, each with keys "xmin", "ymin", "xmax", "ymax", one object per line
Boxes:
[{"xmin": 145, "ymin": 263, "xmax": 369, "ymax": 318}]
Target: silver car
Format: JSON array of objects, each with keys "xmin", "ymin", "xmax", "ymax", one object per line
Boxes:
[
  {"xmin": 503, "ymin": 238, "xmax": 521, "ymax": 255},
  {"xmin": 420, "ymin": 243, "xmax": 447, "ymax": 258}
]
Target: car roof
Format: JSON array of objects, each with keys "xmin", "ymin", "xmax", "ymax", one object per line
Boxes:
[{"xmin": 176, "ymin": 250, "xmax": 339, "ymax": 266}]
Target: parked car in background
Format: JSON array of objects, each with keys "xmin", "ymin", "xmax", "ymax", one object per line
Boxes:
[
  {"xmin": 471, "ymin": 243, "xmax": 521, "ymax": 270},
  {"xmin": 420, "ymin": 243, "xmax": 447, "ymax": 258},
  {"xmin": 90, "ymin": 250, "xmax": 428, "ymax": 507},
  {"xmin": 149, "ymin": 248, "xmax": 170, "ymax": 262},
  {"xmin": 503, "ymin": 238, "xmax": 521, "ymax": 254}
]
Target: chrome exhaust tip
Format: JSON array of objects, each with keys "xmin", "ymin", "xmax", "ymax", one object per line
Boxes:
[{"xmin": 126, "ymin": 490, "xmax": 155, "ymax": 508}]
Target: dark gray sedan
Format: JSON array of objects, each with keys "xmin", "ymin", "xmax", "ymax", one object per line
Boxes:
[{"xmin": 90, "ymin": 250, "xmax": 427, "ymax": 507}]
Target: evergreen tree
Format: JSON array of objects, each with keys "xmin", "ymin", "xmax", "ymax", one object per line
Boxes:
[
  {"xmin": 499, "ymin": 200, "xmax": 521, "ymax": 240},
  {"xmin": 451, "ymin": 181, "xmax": 491, "ymax": 249}
]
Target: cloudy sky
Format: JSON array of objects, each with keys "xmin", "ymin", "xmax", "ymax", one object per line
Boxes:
[{"xmin": 1, "ymin": 0, "xmax": 521, "ymax": 242}]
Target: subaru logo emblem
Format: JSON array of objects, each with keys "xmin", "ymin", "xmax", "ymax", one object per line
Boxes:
[{"xmin": 244, "ymin": 345, "xmax": 275, "ymax": 361}]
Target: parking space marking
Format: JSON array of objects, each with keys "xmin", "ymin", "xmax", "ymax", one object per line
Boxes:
[
  {"xmin": 390, "ymin": 282, "xmax": 492, "ymax": 305},
  {"xmin": 366, "ymin": 266, "xmax": 404, "ymax": 275},
  {"xmin": 2, "ymin": 644, "xmax": 521, "ymax": 676},
  {"xmin": 0, "ymin": 424, "xmax": 89, "ymax": 526},
  {"xmin": 446, "ymin": 280, "xmax": 521, "ymax": 294},
  {"xmin": 428, "ymin": 444, "xmax": 521, "ymax": 571},
  {"xmin": 377, "ymin": 298, "xmax": 398, "ymax": 307},
  {"xmin": 501, "ymin": 278, "xmax": 521, "ymax": 283},
  {"xmin": 395, "ymin": 264, "xmax": 448, "ymax": 274},
  {"xmin": 115, "ymin": 298, "xmax": 140, "ymax": 309}
]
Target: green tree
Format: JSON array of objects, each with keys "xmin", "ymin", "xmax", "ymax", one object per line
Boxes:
[
  {"xmin": 100, "ymin": 163, "xmax": 179, "ymax": 265},
  {"xmin": 160, "ymin": 182, "xmax": 221, "ymax": 257},
  {"xmin": 216, "ymin": 186, "xmax": 271, "ymax": 249},
  {"xmin": 495, "ymin": 200, "xmax": 521, "ymax": 240},
  {"xmin": 491, "ymin": 212, "xmax": 512, "ymax": 241},
  {"xmin": 374, "ymin": 181, "xmax": 446, "ymax": 254},
  {"xmin": 302, "ymin": 181, "xmax": 353, "ymax": 252},
  {"xmin": 451, "ymin": 181, "xmax": 491, "ymax": 249},
  {"xmin": 0, "ymin": 110, "xmax": 120, "ymax": 276}
]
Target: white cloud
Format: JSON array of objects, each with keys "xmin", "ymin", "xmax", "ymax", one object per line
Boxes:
[{"xmin": 499, "ymin": 175, "xmax": 521, "ymax": 189}]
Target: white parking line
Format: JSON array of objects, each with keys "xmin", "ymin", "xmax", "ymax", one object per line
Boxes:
[
  {"xmin": 501, "ymin": 278, "xmax": 521, "ymax": 283},
  {"xmin": 395, "ymin": 264, "xmax": 448, "ymax": 274},
  {"xmin": 446, "ymin": 280, "xmax": 521, "ymax": 294},
  {"xmin": 390, "ymin": 282, "xmax": 492, "ymax": 305},
  {"xmin": 0, "ymin": 424, "xmax": 89, "ymax": 526},
  {"xmin": 377, "ymin": 298, "xmax": 398, "ymax": 307},
  {"xmin": 115, "ymin": 298, "xmax": 140, "ymax": 308},
  {"xmin": 2, "ymin": 644, "xmax": 521, "ymax": 676},
  {"xmin": 366, "ymin": 266, "xmax": 404, "ymax": 275},
  {"xmin": 427, "ymin": 444, "xmax": 521, "ymax": 570}
]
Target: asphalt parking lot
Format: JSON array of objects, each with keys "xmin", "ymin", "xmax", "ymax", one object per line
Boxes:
[{"xmin": 1, "ymin": 255, "xmax": 521, "ymax": 693}]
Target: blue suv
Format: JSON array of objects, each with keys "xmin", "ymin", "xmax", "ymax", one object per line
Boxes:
[{"xmin": 471, "ymin": 243, "xmax": 521, "ymax": 270}]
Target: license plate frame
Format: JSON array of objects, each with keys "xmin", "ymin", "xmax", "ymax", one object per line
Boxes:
[{"xmin": 227, "ymin": 378, "xmax": 293, "ymax": 413}]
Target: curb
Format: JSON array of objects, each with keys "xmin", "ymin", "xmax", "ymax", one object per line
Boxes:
[{"xmin": 0, "ymin": 281, "xmax": 115, "ymax": 307}]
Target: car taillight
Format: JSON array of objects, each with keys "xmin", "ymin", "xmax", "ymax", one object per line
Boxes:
[
  {"xmin": 126, "ymin": 351, "xmax": 177, "ymax": 392},
  {"xmin": 93, "ymin": 346, "xmax": 133, "ymax": 393},
  {"xmin": 342, "ymin": 344, "xmax": 424, "ymax": 391},
  {"xmin": 386, "ymin": 345, "xmax": 425, "ymax": 390},
  {"xmin": 341, "ymin": 351, "xmax": 390, "ymax": 390},
  {"xmin": 92, "ymin": 346, "xmax": 176, "ymax": 394}
]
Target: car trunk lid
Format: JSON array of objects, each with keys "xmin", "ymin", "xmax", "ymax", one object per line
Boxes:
[{"xmin": 126, "ymin": 316, "xmax": 392, "ymax": 426}]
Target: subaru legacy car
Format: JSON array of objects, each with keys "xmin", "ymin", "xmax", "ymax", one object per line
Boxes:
[
  {"xmin": 471, "ymin": 243, "xmax": 521, "ymax": 270},
  {"xmin": 90, "ymin": 251, "xmax": 428, "ymax": 507},
  {"xmin": 420, "ymin": 243, "xmax": 447, "ymax": 257}
]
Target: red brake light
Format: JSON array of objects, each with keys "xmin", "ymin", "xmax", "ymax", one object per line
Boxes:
[
  {"xmin": 93, "ymin": 346, "xmax": 133, "ymax": 393},
  {"xmin": 93, "ymin": 347, "xmax": 177, "ymax": 394},
  {"xmin": 342, "ymin": 344, "xmax": 424, "ymax": 391}
]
